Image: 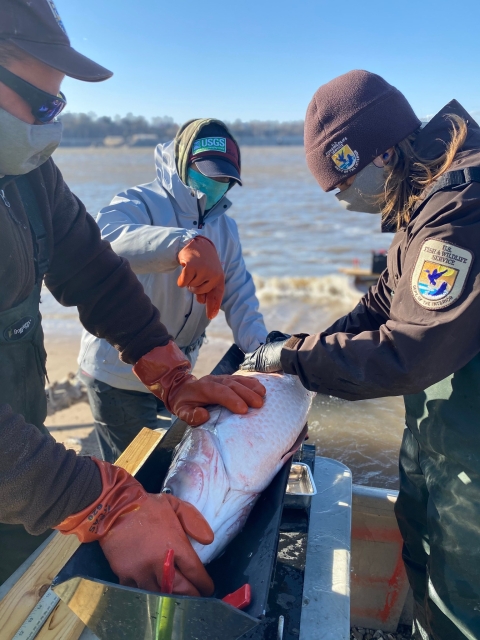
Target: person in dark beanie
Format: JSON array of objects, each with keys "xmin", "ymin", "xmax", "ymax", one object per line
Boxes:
[
  {"xmin": 0, "ymin": 0, "xmax": 266, "ymax": 592},
  {"xmin": 78, "ymin": 118, "xmax": 267, "ymax": 462},
  {"xmin": 241, "ymin": 69, "xmax": 480, "ymax": 640}
]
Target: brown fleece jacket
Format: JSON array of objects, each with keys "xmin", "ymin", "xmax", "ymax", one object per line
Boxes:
[
  {"xmin": 0, "ymin": 158, "xmax": 172, "ymax": 534},
  {"xmin": 282, "ymin": 102, "xmax": 480, "ymax": 400}
]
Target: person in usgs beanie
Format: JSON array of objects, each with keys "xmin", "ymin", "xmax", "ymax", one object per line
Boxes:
[
  {"xmin": 241, "ymin": 70, "xmax": 480, "ymax": 640},
  {"xmin": 0, "ymin": 0, "xmax": 265, "ymax": 594}
]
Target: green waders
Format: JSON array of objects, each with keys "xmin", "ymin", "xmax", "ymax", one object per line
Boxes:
[
  {"xmin": 395, "ymin": 354, "xmax": 480, "ymax": 640},
  {"xmin": 0, "ymin": 176, "xmax": 52, "ymax": 585}
]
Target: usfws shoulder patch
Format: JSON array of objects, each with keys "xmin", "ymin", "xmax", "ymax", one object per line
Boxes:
[{"xmin": 411, "ymin": 238, "xmax": 473, "ymax": 309}]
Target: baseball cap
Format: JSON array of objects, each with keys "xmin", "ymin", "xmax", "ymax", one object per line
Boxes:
[
  {"xmin": 0, "ymin": 0, "xmax": 112, "ymax": 82},
  {"xmin": 189, "ymin": 123, "xmax": 242, "ymax": 185}
]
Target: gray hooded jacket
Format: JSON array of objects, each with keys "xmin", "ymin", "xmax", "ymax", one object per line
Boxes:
[{"xmin": 78, "ymin": 141, "xmax": 267, "ymax": 391}]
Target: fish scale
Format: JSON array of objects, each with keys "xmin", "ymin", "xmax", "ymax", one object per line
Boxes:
[{"xmin": 163, "ymin": 372, "xmax": 314, "ymax": 563}]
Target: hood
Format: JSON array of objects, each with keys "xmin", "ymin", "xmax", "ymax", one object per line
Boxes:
[
  {"xmin": 155, "ymin": 140, "xmax": 232, "ymax": 220},
  {"xmin": 414, "ymin": 100, "xmax": 479, "ymax": 160},
  {"xmin": 174, "ymin": 118, "xmax": 241, "ymax": 187}
]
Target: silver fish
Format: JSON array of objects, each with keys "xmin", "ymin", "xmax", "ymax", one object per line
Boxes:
[{"xmin": 162, "ymin": 372, "xmax": 315, "ymax": 563}]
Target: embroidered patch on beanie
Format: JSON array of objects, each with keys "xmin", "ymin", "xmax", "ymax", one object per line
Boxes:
[{"xmin": 326, "ymin": 138, "xmax": 360, "ymax": 174}]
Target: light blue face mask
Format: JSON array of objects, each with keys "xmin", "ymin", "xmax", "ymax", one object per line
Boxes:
[{"xmin": 187, "ymin": 168, "xmax": 230, "ymax": 210}]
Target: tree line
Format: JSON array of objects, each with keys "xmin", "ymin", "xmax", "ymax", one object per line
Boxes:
[{"xmin": 58, "ymin": 113, "xmax": 304, "ymax": 146}]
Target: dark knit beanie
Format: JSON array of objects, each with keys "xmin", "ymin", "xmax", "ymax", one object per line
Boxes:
[{"xmin": 304, "ymin": 70, "xmax": 421, "ymax": 191}]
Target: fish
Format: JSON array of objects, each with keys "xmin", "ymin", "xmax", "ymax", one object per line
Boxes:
[{"xmin": 162, "ymin": 372, "xmax": 315, "ymax": 564}]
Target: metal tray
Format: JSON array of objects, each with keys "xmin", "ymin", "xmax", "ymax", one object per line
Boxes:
[{"xmin": 284, "ymin": 462, "xmax": 317, "ymax": 509}]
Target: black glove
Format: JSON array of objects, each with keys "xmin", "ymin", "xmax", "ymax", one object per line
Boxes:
[{"xmin": 240, "ymin": 331, "xmax": 291, "ymax": 373}]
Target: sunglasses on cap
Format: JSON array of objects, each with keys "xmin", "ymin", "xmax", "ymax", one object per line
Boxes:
[{"xmin": 0, "ymin": 65, "xmax": 66, "ymax": 124}]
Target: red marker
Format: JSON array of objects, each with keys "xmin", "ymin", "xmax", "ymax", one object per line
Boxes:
[{"xmin": 161, "ymin": 548, "xmax": 175, "ymax": 594}]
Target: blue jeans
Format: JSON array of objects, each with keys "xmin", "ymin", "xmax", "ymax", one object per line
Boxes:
[{"xmin": 79, "ymin": 371, "xmax": 171, "ymax": 463}]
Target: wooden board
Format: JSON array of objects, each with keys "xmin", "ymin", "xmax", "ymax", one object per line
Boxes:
[
  {"xmin": 339, "ymin": 267, "xmax": 373, "ymax": 276},
  {"xmin": 34, "ymin": 597, "xmax": 86, "ymax": 640},
  {"xmin": 114, "ymin": 427, "xmax": 164, "ymax": 473},
  {"xmin": 339, "ymin": 267, "xmax": 380, "ymax": 287},
  {"xmin": 0, "ymin": 427, "xmax": 163, "ymax": 640}
]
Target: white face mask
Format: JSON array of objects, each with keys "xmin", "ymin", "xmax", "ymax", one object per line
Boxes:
[
  {"xmin": 335, "ymin": 162, "xmax": 386, "ymax": 213},
  {"xmin": 0, "ymin": 107, "xmax": 63, "ymax": 176}
]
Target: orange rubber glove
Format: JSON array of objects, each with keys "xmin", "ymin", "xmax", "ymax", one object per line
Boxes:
[
  {"xmin": 54, "ymin": 459, "xmax": 214, "ymax": 596},
  {"xmin": 177, "ymin": 236, "xmax": 225, "ymax": 320},
  {"xmin": 133, "ymin": 341, "xmax": 266, "ymax": 427}
]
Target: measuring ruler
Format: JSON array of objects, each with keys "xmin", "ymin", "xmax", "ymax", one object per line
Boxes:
[{"xmin": 13, "ymin": 587, "xmax": 60, "ymax": 640}]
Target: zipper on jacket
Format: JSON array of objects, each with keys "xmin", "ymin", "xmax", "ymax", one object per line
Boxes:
[
  {"xmin": 0, "ymin": 189, "xmax": 10, "ymax": 208},
  {"xmin": 196, "ymin": 193, "xmax": 226, "ymax": 229},
  {"xmin": 1, "ymin": 188, "xmax": 28, "ymax": 229},
  {"xmin": 197, "ymin": 205, "xmax": 214, "ymax": 229},
  {"xmin": 197, "ymin": 208, "xmax": 204, "ymax": 229}
]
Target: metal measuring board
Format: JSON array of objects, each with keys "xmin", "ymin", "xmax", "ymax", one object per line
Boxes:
[{"xmin": 12, "ymin": 587, "xmax": 60, "ymax": 640}]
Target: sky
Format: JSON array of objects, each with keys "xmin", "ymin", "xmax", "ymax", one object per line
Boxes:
[{"xmin": 58, "ymin": 0, "xmax": 480, "ymax": 124}]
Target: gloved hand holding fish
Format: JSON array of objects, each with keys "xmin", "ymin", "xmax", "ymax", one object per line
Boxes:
[{"xmin": 162, "ymin": 371, "xmax": 315, "ymax": 568}]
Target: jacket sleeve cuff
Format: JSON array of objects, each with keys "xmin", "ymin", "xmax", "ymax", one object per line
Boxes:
[
  {"xmin": 54, "ymin": 458, "xmax": 146, "ymax": 543},
  {"xmin": 176, "ymin": 230, "xmax": 200, "ymax": 256},
  {"xmin": 280, "ymin": 334, "xmax": 309, "ymax": 374},
  {"xmin": 239, "ymin": 326, "xmax": 269, "ymax": 353}
]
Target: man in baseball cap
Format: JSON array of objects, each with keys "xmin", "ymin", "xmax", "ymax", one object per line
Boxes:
[
  {"xmin": 78, "ymin": 117, "xmax": 267, "ymax": 465},
  {"xmin": 0, "ymin": 1, "xmax": 265, "ymax": 592}
]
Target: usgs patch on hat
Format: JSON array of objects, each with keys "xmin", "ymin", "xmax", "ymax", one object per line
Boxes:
[
  {"xmin": 411, "ymin": 238, "xmax": 473, "ymax": 310},
  {"xmin": 192, "ymin": 137, "xmax": 227, "ymax": 155}
]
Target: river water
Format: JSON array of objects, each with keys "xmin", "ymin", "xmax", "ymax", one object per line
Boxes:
[{"xmin": 45, "ymin": 146, "xmax": 405, "ymax": 488}]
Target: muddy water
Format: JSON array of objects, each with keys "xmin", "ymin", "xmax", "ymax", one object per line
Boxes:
[{"xmin": 46, "ymin": 145, "xmax": 404, "ymax": 488}]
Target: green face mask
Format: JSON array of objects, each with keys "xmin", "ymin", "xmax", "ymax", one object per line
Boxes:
[{"xmin": 187, "ymin": 168, "xmax": 229, "ymax": 210}]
